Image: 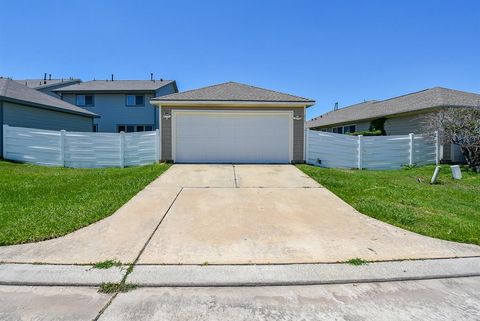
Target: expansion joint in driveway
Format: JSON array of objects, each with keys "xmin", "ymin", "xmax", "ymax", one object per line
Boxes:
[
  {"xmin": 232, "ymin": 164, "xmax": 239, "ymax": 188},
  {"xmin": 130, "ymin": 187, "xmax": 184, "ymax": 267},
  {"xmin": 94, "ymin": 187, "xmax": 184, "ymax": 321}
]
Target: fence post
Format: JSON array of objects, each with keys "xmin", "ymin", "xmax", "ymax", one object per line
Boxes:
[
  {"xmin": 2, "ymin": 125, "xmax": 7, "ymax": 159},
  {"xmin": 305, "ymin": 129, "xmax": 310, "ymax": 164},
  {"xmin": 434, "ymin": 131, "xmax": 440, "ymax": 165},
  {"xmin": 408, "ymin": 133, "xmax": 415, "ymax": 166},
  {"xmin": 59, "ymin": 130, "xmax": 66, "ymax": 167},
  {"xmin": 357, "ymin": 134, "xmax": 363, "ymax": 169},
  {"xmin": 155, "ymin": 129, "xmax": 160, "ymax": 163},
  {"xmin": 119, "ymin": 131, "xmax": 125, "ymax": 168}
]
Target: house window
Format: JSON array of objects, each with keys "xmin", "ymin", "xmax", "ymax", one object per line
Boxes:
[
  {"xmin": 332, "ymin": 126, "xmax": 343, "ymax": 134},
  {"xmin": 126, "ymin": 94, "xmax": 145, "ymax": 107},
  {"xmin": 343, "ymin": 125, "xmax": 356, "ymax": 134},
  {"xmin": 332, "ymin": 125, "xmax": 356, "ymax": 134},
  {"xmin": 117, "ymin": 124, "xmax": 154, "ymax": 133},
  {"xmin": 76, "ymin": 94, "xmax": 94, "ymax": 106}
]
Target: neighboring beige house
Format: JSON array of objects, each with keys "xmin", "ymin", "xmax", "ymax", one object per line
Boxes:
[
  {"xmin": 150, "ymin": 81, "xmax": 315, "ymax": 164},
  {"xmin": 307, "ymin": 87, "xmax": 480, "ymax": 162}
]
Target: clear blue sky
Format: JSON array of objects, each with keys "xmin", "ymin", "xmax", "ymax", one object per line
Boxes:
[{"xmin": 1, "ymin": 0, "xmax": 479, "ymax": 119}]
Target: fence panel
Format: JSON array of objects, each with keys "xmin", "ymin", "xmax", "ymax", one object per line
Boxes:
[
  {"xmin": 307, "ymin": 131, "xmax": 358, "ymax": 168},
  {"xmin": 64, "ymin": 131, "xmax": 122, "ymax": 168},
  {"xmin": 3, "ymin": 126, "xmax": 62, "ymax": 166},
  {"xmin": 2, "ymin": 125, "xmax": 160, "ymax": 168},
  {"xmin": 414, "ymin": 135, "xmax": 437, "ymax": 165},
  {"xmin": 307, "ymin": 130, "xmax": 437, "ymax": 170},
  {"xmin": 124, "ymin": 131, "xmax": 157, "ymax": 166},
  {"xmin": 362, "ymin": 135, "xmax": 411, "ymax": 170}
]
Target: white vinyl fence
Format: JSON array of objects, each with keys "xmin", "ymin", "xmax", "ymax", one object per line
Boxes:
[
  {"xmin": 2, "ymin": 125, "xmax": 160, "ymax": 168},
  {"xmin": 306, "ymin": 130, "xmax": 439, "ymax": 170},
  {"xmin": 3, "ymin": 125, "xmax": 439, "ymax": 170}
]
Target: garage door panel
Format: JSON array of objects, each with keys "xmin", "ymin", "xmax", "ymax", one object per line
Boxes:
[{"xmin": 173, "ymin": 112, "xmax": 291, "ymax": 163}]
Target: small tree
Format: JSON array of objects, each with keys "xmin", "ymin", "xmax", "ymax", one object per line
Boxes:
[{"xmin": 425, "ymin": 107, "xmax": 480, "ymax": 171}]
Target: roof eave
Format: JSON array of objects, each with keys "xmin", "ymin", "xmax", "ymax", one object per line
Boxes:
[
  {"xmin": 52, "ymin": 81, "xmax": 176, "ymax": 94},
  {"xmin": 53, "ymin": 89, "xmax": 158, "ymax": 94},
  {"xmin": 150, "ymin": 100, "xmax": 315, "ymax": 108},
  {"xmin": 307, "ymin": 105, "xmax": 467, "ymax": 128}
]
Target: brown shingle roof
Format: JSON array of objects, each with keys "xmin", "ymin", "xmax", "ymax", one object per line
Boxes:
[
  {"xmin": 308, "ymin": 87, "xmax": 480, "ymax": 128},
  {"xmin": 0, "ymin": 78, "xmax": 96, "ymax": 117},
  {"xmin": 152, "ymin": 81, "xmax": 315, "ymax": 104},
  {"xmin": 54, "ymin": 80, "xmax": 176, "ymax": 93},
  {"xmin": 15, "ymin": 78, "xmax": 80, "ymax": 90}
]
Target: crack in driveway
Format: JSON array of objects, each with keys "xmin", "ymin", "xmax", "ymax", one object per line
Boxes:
[{"xmin": 94, "ymin": 187, "xmax": 184, "ymax": 321}]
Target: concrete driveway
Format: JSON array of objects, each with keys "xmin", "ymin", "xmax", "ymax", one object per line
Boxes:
[{"xmin": 0, "ymin": 164, "xmax": 479, "ymax": 264}]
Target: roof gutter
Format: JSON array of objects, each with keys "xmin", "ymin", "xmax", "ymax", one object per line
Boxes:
[
  {"xmin": 53, "ymin": 90, "xmax": 157, "ymax": 94},
  {"xmin": 150, "ymin": 100, "xmax": 315, "ymax": 108}
]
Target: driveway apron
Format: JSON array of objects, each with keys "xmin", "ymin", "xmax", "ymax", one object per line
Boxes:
[{"xmin": 1, "ymin": 164, "xmax": 479, "ymax": 265}]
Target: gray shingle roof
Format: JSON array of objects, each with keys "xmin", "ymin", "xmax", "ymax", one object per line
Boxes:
[
  {"xmin": 152, "ymin": 81, "xmax": 315, "ymax": 104},
  {"xmin": 308, "ymin": 87, "xmax": 480, "ymax": 128},
  {"xmin": 54, "ymin": 80, "xmax": 176, "ymax": 93},
  {"xmin": 15, "ymin": 78, "xmax": 80, "ymax": 89},
  {"xmin": 0, "ymin": 78, "xmax": 96, "ymax": 117}
]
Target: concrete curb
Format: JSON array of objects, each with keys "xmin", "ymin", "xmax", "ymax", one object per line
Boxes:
[
  {"xmin": 127, "ymin": 257, "xmax": 480, "ymax": 287},
  {"xmin": 0, "ymin": 264, "xmax": 125, "ymax": 286},
  {"xmin": 1, "ymin": 257, "xmax": 479, "ymax": 287}
]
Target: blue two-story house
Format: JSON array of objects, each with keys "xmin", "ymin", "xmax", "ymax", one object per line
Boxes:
[{"xmin": 54, "ymin": 78, "xmax": 178, "ymax": 132}]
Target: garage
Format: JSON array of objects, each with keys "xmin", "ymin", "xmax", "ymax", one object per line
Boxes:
[
  {"xmin": 173, "ymin": 111, "xmax": 292, "ymax": 163},
  {"xmin": 150, "ymin": 82, "xmax": 315, "ymax": 164}
]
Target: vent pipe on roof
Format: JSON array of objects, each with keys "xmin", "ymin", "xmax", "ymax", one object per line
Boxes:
[
  {"xmin": 160, "ymin": 78, "xmax": 163, "ymax": 82},
  {"xmin": 49, "ymin": 74, "xmax": 52, "ymax": 81},
  {"xmin": 150, "ymin": 73, "xmax": 154, "ymax": 81},
  {"xmin": 43, "ymin": 73, "xmax": 47, "ymax": 84},
  {"xmin": 334, "ymin": 102, "xmax": 339, "ymax": 111},
  {"xmin": 111, "ymin": 74, "xmax": 114, "ymax": 81}
]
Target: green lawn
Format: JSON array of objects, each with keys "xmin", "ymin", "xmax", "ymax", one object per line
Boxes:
[
  {"xmin": 0, "ymin": 161, "xmax": 170, "ymax": 246},
  {"xmin": 297, "ymin": 164, "xmax": 480, "ymax": 246}
]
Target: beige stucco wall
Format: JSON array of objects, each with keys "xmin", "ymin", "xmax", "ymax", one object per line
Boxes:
[{"xmin": 160, "ymin": 106, "xmax": 305, "ymax": 163}]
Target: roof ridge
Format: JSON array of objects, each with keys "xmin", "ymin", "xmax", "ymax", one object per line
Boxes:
[
  {"xmin": 230, "ymin": 81, "xmax": 314, "ymax": 102},
  {"xmin": 158, "ymin": 81, "xmax": 314, "ymax": 102},
  {"xmin": 375, "ymin": 88, "xmax": 432, "ymax": 103},
  {"xmin": 164, "ymin": 81, "xmax": 234, "ymax": 97},
  {"xmin": 329, "ymin": 100, "xmax": 377, "ymax": 112}
]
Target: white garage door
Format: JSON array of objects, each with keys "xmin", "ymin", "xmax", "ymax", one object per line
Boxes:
[{"xmin": 173, "ymin": 111, "xmax": 292, "ymax": 163}]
